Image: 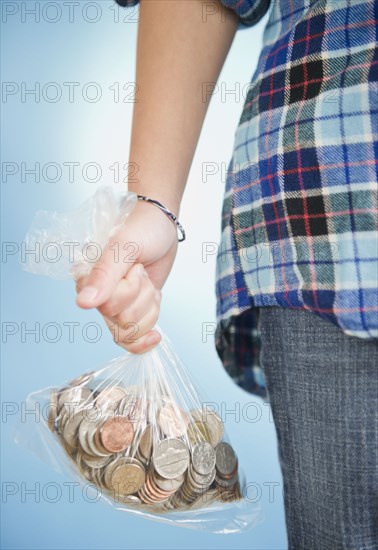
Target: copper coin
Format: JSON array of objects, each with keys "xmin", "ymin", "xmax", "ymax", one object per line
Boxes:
[
  {"xmin": 148, "ymin": 472, "xmax": 174, "ymax": 498},
  {"xmin": 138, "ymin": 486, "xmax": 156, "ymax": 505},
  {"xmin": 144, "ymin": 477, "xmax": 162, "ymax": 501},
  {"xmin": 145, "ymin": 476, "xmax": 171, "ymax": 502},
  {"xmin": 100, "ymin": 416, "xmax": 134, "ymax": 453}
]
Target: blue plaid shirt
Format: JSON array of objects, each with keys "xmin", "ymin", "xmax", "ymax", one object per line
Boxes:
[{"xmin": 117, "ymin": 0, "xmax": 378, "ymax": 398}]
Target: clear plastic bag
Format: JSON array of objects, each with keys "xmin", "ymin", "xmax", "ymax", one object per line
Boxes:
[{"xmin": 17, "ymin": 187, "xmax": 262, "ymax": 533}]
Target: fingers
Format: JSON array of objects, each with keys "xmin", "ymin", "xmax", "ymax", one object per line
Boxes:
[
  {"xmin": 78, "ymin": 260, "xmax": 162, "ymax": 353},
  {"xmin": 76, "ymin": 232, "xmax": 140, "ymax": 309},
  {"xmin": 105, "ymin": 296, "xmax": 162, "ymax": 353},
  {"xmin": 97, "ymin": 263, "xmax": 146, "ymax": 319}
]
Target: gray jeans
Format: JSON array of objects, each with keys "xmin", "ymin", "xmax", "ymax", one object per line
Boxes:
[{"xmin": 259, "ymin": 307, "xmax": 378, "ymax": 550}]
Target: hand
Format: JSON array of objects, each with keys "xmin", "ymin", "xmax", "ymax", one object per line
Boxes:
[{"xmin": 75, "ymin": 200, "xmax": 178, "ymax": 353}]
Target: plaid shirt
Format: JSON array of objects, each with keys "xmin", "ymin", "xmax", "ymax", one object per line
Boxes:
[{"xmin": 117, "ymin": 0, "xmax": 378, "ymax": 398}]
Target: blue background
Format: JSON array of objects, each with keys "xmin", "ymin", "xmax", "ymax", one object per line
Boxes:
[{"xmin": 1, "ymin": 1, "xmax": 286, "ymax": 548}]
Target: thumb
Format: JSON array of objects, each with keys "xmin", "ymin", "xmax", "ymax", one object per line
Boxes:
[{"xmin": 76, "ymin": 237, "xmax": 139, "ymax": 309}]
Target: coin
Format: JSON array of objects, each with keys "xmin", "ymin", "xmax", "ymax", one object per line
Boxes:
[
  {"xmin": 58, "ymin": 386, "xmax": 93, "ymax": 416},
  {"xmin": 62, "ymin": 408, "xmax": 87, "ymax": 448},
  {"xmin": 215, "ymin": 473, "xmax": 238, "ymax": 489},
  {"xmin": 154, "ymin": 472, "xmax": 184, "ymax": 492},
  {"xmin": 191, "ymin": 409, "xmax": 224, "ymax": 447},
  {"xmin": 189, "ymin": 488, "xmax": 219, "ymax": 510},
  {"xmin": 138, "ymin": 424, "xmax": 153, "ymax": 460},
  {"xmin": 103, "ymin": 457, "xmax": 142, "ymax": 489},
  {"xmin": 81, "ymin": 452, "xmax": 110, "ymax": 469},
  {"xmin": 100, "ymin": 416, "xmax": 134, "ymax": 453},
  {"xmin": 190, "ymin": 465, "xmax": 216, "ymax": 487},
  {"xmin": 110, "ymin": 462, "xmax": 145, "ymax": 495},
  {"xmin": 48, "ymin": 388, "xmax": 58, "ymax": 432},
  {"xmin": 95, "ymin": 386, "xmax": 127, "ymax": 410},
  {"xmin": 52, "ymin": 373, "xmax": 242, "ymax": 513},
  {"xmin": 121, "ymin": 397, "xmax": 144, "ymax": 424},
  {"xmin": 85, "ymin": 413, "xmax": 114, "ymax": 457},
  {"xmin": 191, "ymin": 442, "xmax": 216, "ymax": 476},
  {"xmin": 92, "ymin": 421, "xmax": 114, "ymax": 457},
  {"xmin": 78, "ymin": 417, "xmax": 97, "ymax": 455},
  {"xmin": 157, "ymin": 404, "xmax": 189, "ymax": 438},
  {"xmin": 152, "ymin": 438, "xmax": 189, "ymax": 479},
  {"xmin": 145, "ymin": 473, "xmax": 173, "ymax": 501},
  {"xmin": 215, "ymin": 442, "xmax": 238, "ymax": 476},
  {"xmin": 68, "ymin": 371, "xmax": 94, "ymax": 387},
  {"xmin": 187, "ymin": 420, "xmax": 211, "ymax": 446},
  {"xmin": 57, "ymin": 407, "xmax": 69, "ymax": 435}
]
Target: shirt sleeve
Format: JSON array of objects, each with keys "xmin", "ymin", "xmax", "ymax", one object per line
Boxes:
[{"xmin": 115, "ymin": 0, "xmax": 271, "ymax": 29}]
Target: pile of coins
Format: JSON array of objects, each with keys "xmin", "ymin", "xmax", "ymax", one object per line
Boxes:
[{"xmin": 48, "ymin": 371, "xmax": 242, "ymax": 511}]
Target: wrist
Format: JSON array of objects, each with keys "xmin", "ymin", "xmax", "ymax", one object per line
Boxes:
[
  {"xmin": 135, "ymin": 195, "xmax": 185, "ymax": 242},
  {"xmin": 131, "ymin": 199, "xmax": 178, "ymax": 237},
  {"xmin": 128, "ymin": 187, "xmax": 181, "ymax": 218}
]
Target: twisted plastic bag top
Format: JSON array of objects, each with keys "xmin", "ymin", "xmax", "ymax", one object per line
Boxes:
[{"xmin": 23, "ymin": 186, "xmax": 137, "ymax": 280}]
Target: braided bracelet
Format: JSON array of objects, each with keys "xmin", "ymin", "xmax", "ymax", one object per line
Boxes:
[{"xmin": 136, "ymin": 195, "xmax": 186, "ymax": 242}]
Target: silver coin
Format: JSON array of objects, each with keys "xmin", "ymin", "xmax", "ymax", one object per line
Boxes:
[
  {"xmin": 154, "ymin": 472, "xmax": 184, "ymax": 492},
  {"xmin": 57, "ymin": 407, "xmax": 69, "ymax": 435},
  {"xmin": 78, "ymin": 417, "xmax": 98, "ymax": 455},
  {"xmin": 81, "ymin": 453, "xmax": 110, "ymax": 469},
  {"xmin": 62, "ymin": 408, "xmax": 87, "ymax": 448},
  {"xmin": 192, "ymin": 442, "xmax": 216, "ymax": 476},
  {"xmin": 120, "ymin": 397, "xmax": 144, "ymax": 425},
  {"xmin": 186, "ymin": 469, "xmax": 208, "ymax": 494},
  {"xmin": 135, "ymin": 449, "xmax": 149, "ymax": 467},
  {"xmin": 120, "ymin": 494, "xmax": 141, "ymax": 506},
  {"xmin": 157, "ymin": 404, "xmax": 189, "ymax": 438},
  {"xmin": 95, "ymin": 386, "xmax": 127, "ymax": 410},
  {"xmin": 190, "ymin": 465, "xmax": 216, "ymax": 487},
  {"xmin": 187, "ymin": 464, "xmax": 214, "ymax": 492},
  {"xmin": 152, "ymin": 438, "xmax": 189, "ymax": 479},
  {"xmin": 191, "ymin": 409, "xmax": 224, "ymax": 447},
  {"xmin": 68, "ymin": 371, "xmax": 94, "ymax": 387},
  {"xmin": 58, "ymin": 386, "xmax": 93, "ymax": 415},
  {"xmin": 138, "ymin": 424, "xmax": 153, "ymax": 460},
  {"xmin": 189, "ymin": 488, "xmax": 219, "ymax": 510},
  {"xmin": 78, "ymin": 407, "xmax": 97, "ymax": 455},
  {"xmin": 48, "ymin": 388, "xmax": 58, "ymax": 432},
  {"xmin": 215, "ymin": 442, "xmax": 238, "ymax": 476},
  {"xmin": 86, "ymin": 416, "xmax": 113, "ymax": 457}
]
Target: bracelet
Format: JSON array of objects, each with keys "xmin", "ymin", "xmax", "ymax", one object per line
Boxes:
[{"xmin": 136, "ymin": 195, "xmax": 186, "ymax": 242}]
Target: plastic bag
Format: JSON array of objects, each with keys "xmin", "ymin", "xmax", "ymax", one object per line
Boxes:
[{"xmin": 18, "ymin": 187, "xmax": 262, "ymax": 533}]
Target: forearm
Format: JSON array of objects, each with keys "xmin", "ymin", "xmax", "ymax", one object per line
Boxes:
[{"xmin": 128, "ymin": 0, "xmax": 238, "ymax": 215}]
